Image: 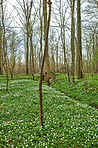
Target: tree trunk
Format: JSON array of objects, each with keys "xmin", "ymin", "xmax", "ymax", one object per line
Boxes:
[
  {"xmin": 26, "ymin": 26, "xmax": 29, "ymax": 75},
  {"xmin": 39, "ymin": 0, "xmax": 52, "ymax": 126},
  {"xmin": 30, "ymin": 31, "xmax": 33, "ymax": 74},
  {"xmin": 23, "ymin": 0, "xmax": 33, "ymax": 75},
  {"xmin": 92, "ymin": 33, "xmax": 95, "ymax": 74},
  {"xmin": 0, "ymin": 2, "xmax": 3, "ymax": 75},
  {"xmin": 1, "ymin": 0, "xmax": 9, "ymax": 91},
  {"xmin": 43, "ymin": 0, "xmax": 50, "ymax": 85},
  {"xmin": 10, "ymin": 70, "xmax": 13, "ymax": 80},
  {"xmin": 39, "ymin": 0, "xmax": 43, "ymax": 69},
  {"xmin": 77, "ymin": 0, "xmax": 83, "ymax": 79},
  {"xmin": 86, "ymin": 39, "xmax": 89, "ymax": 73},
  {"xmin": 95, "ymin": 35, "xmax": 98, "ymax": 73},
  {"xmin": 6, "ymin": 72, "xmax": 8, "ymax": 91},
  {"xmin": 30, "ymin": 44, "xmax": 32, "ymax": 74},
  {"xmin": 51, "ymin": 46, "xmax": 55, "ymax": 79},
  {"xmin": 0, "ymin": 23, "xmax": 2, "ymax": 75},
  {"xmin": 56, "ymin": 42, "xmax": 58, "ymax": 72},
  {"xmin": 71, "ymin": 0, "xmax": 75, "ymax": 83}
]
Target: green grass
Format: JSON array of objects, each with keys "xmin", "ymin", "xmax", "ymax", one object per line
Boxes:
[
  {"xmin": 51, "ymin": 73, "xmax": 98, "ymax": 107},
  {"xmin": 0, "ymin": 75, "xmax": 98, "ymax": 147}
]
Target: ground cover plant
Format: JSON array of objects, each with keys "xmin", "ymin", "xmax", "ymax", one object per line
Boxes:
[
  {"xmin": 51, "ymin": 73, "xmax": 98, "ymax": 108},
  {"xmin": 0, "ymin": 75, "xmax": 98, "ymax": 147}
]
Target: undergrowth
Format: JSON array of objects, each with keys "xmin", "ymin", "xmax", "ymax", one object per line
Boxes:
[{"xmin": 0, "ymin": 75, "xmax": 98, "ymax": 147}]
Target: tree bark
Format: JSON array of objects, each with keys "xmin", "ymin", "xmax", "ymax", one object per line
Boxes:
[
  {"xmin": 71, "ymin": 0, "xmax": 75, "ymax": 83},
  {"xmin": 43, "ymin": 0, "xmax": 50, "ymax": 85},
  {"xmin": 39, "ymin": 0, "xmax": 43, "ymax": 69},
  {"xmin": 95, "ymin": 34, "xmax": 98, "ymax": 73},
  {"xmin": 6, "ymin": 71, "xmax": 8, "ymax": 91},
  {"xmin": 39, "ymin": 0, "xmax": 52, "ymax": 126},
  {"xmin": 0, "ymin": 23, "xmax": 2, "ymax": 75},
  {"xmin": 0, "ymin": 0, "xmax": 3, "ymax": 75},
  {"xmin": 77, "ymin": 0, "xmax": 83, "ymax": 79},
  {"xmin": 56, "ymin": 42, "xmax": 58, "ymax": 72},
  {"xmin": 26, "ymin": 24, "xmax": 29, "ymax": 75},
  {"xmin": 1, "ymin": 0, "xmax": 9, "ymax": 91}
]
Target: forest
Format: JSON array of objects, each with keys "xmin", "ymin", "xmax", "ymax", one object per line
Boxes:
[{"xmin": 0, "ymin": 0, "xmax": 98, "ymax": 147}]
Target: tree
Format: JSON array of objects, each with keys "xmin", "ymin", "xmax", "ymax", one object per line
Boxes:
[
  {"xmin": 56, "ymin": 41, "xmax": 58, "ymax": 72},
  {"xmin": 77, "ymin": 0, "xmax": 83, "ymax": 79},
  {"xmin": 39, "ymin": 0, "xmax": 52, "ymax": 126},
  {"xmin": 43, "ymin": 0, "xmax": 50, "ymax": 85},
  {"xmin": 0, "ymin": 0, "xmax": 3, "ymax": 75},
  {"xmin": 70, "ymin": 0, "xmax": 75, "ymax": 82},
  {"xmin": 95, "ymin": 34, "xmax": 98, "ymax": 73},
  {"xmin": 23, "ymin": 0, "xmax": 33, "ymax": 75},
  {"xmin": 1, "ymin": 0, "xmax": 9, "ymax": 91},
  {"xmin": 39, "ymin": 0, "xmax": 43, "ymax": 69},
  {"xmin": 50, "ymin": 31, "xmax": 55, "ymax": 79},
  {"xmin": 82, "ymin": 0, "xmax": 98, "ymax": 74},
  {"xmin": 8, "ymin": 32, "xmax": 16, "ymax": 80},
  {"xmin": 60, "ymin": 1, "xmax": 70, "ymax": 82},
  {"xmin": 18, "ymin": 50, "xmax": 22, "ymax": 74}
]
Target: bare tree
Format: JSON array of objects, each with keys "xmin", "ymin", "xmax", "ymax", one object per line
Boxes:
[
  {"xmin": 70, "ymin": 0, "xmax": 75, "ymax": 82},
  {"xmin": 39, "ymin": 0, "xmax": 43, "ymax": 69},
  {"xmin": 77, "ymin": 0, "xmax": 83, "ymax": 79},
  {"xmin": 1, "ymin": 0, "xmax": 9, "ymax": 91},
  {"xmin": 8, "ymin": 32, "xmax": 16, "ymax": 80},
  {"xmin": 43, "ymin": 0, "xmax": 50, "ymax": 85},
  {"xmin": 0, "ymin": 0, "xmax": 3, "ymax": 74},
  {"xmin": 23, "ymin": 0, "xmax": 33, "ymax": 75},
  {"xmin": 39, "ymin": 0, "xmax": 52, "ymax": 126}
]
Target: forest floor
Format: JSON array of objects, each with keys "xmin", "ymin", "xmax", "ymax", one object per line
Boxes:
[
  {"xmin": 0, "ymin": 74, "xmax": 98, "ymax": 147},
  {"xmin": 50, "ymin": 73, "xmax": 98, "ymax": 108}
]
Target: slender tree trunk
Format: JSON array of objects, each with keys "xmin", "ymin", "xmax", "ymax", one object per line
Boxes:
[
  {"xmin": 23, "ymin": 0, "xmax": 33, "ymax": 75},
  {"xmin": 0, "ymin": 23, "xmax": 2, "ymax": 74},
  {"xmin": 39, "ymin": 0, "xmax": 42, "ymax": 69},
  {"xmin": 43, "ymin": 0, "xmax": 50, "ymax": 85},
  {"xmin": 6, "ymin": 71, "xmax": 8, "ymax": 91},
  {"xmin": 86, "ymin": 39, "xmax": 89, "ymax": 73},
  {"xmin": 95, "ymin": 35, "xmax": 98, "ymax": 73},
  {"xmin": 30, "ymin": 31, "xmax": 34, "ymax": 74},
  {"xmin": 1, "ymin": 0, "xmax": 9, "ymax": 91},
  {"xmin": 77, "ymin": 0, "xmax": 83, "ymax": 79},
  {"xmin": 10, "ymin": 69, "xmax": 13, "ymax": 80},
  {"xmin": 56, "ymin": 43, "xmax": 58, "ymax": 72},
  {"xmin": 11, "ymin": 72, "xmax": 13, "ymax": 80},
  {"xmin": 71, "ymin": 0, "xmax": 75, "ymax": 83},
  {"xmin": 63, "ymin": 32, "xmax": 70, "ymax": 82},
  {"xmin": 30, "ymin": 30, "xmax": 33, "ymax": 74},
  {"xmin": 63, "ymin": 31, "xmax": 67, "ymax": 73},
  {"xmin": 26, "ymin": 26, "xmax": 29, "ymax": 75},
  {"xmin": 75, "ymin": 37, "xmax": 87, "ymax": 94},
  {"xmin": 92, "ymin": 33, "xmax": 95, "ymax": 74},
  {"xmin": 34, "ymin": 48, "xmax": 36, "ymax": 72},
  {"xmin": 18, "ymin": 53, "xmax": 21, "ymax": 74},
  {"xmin": 39, "ymin": 0, "xmax": 52, "ymax": 126},
  {"xmin": 67, "ymin": 63, "xmax": 70, "ymax": 82},
  {"xmin": 51, "ymin": 45, "xmax": 55, "ymax": 79},
  {"xmin": 30, "ymin": 44, "xmax": 32, "ymax": 74},
  {"xmin": 75, "ymin": 41, "xmax": 78, "ymax": 74},
  {"xmin": 0, "ymin": 1, "xmax": 3, "ymax": 75}
]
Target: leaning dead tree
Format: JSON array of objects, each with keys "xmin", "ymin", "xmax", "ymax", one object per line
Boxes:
[{"xmin": 39, "ymin": 0, "xmax": 52, "ymax": 126}]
